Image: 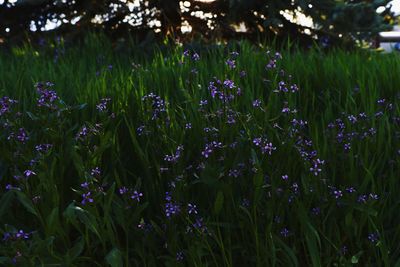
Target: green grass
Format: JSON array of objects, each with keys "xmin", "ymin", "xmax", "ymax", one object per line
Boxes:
[{"xmin": 0, "ymin": 34, "xmax": 399, "ymax": 266}]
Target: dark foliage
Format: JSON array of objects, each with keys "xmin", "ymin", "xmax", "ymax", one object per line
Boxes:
[{"xmin": 0, "ymin": 1, "xmax": 395, "ymax": 47}]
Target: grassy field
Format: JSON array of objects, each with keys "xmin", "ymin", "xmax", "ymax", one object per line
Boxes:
[{"xmin": 0, "ymin": 35, "xmax": 399, "ymax": 266}]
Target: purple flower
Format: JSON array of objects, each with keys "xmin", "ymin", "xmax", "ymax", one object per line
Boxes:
[
  {"xmin": 76, "ymin": 126, "xmax": 89, "ymax": 140},
  {"xmin": 239, "ymin": 70, "xmax": 246, "ymax": 77},
  {"xmin": 357, "ymin": 194, "xmax": 368, "ymax": 203},
  {"xmin": 280, "ymin": 228, "xmax": 290, "ymax": 237},
  {"xmin": 0, "ymin": 96, "xmax": 18, "ymax": 116},
  {"xmin": 278, "ymin": 81, "xmax": 288, "ymax": 92},
  {"xmin": 183, "ymin": 50, "xmax": 190, "ymax": 57},
  {"xmin": 81, "ymin": 192, "xmax": 94, "ymax": 205},
  {"xmin": 96, "ymin": 98, "xmax": 111, "ymax": 112},
  {"xmin": 228, "ymin": 169, "xmax": 241, "ymax": 178},
  {"xmin": 201, "ymin": 141, "xmax": 222, "ymax": 158},
  {"xmin": 369, "ymin": 128, "xmax": 377, "ymax": 135},
  {"xmin": 347, "ymin": 115, "xmax": 357, "ymax": 124},
  {"xmin": 165, "ymin": 191, "xmax": 172, "ymax": 202},
  {"xmin": 344, "ymin": 143, "xmax": 351, "ymax": 151},
  {"xmin": 119, "ymin": 186, "xmax": 128, "ymax": 195},
  {"xmin": 15, "ymin": 230, "xmax": 30, "ymax": 240},
  {"xmin": 137, "ymin": 125, "xmax": 146, "ymax": 136},
  {"xmin": 358, "ymin": 112, "xmax": 367, "ymax": 119},
  {"xmin": 36, "ymin": 82, "xmax": 59, "ymax": 109},
  {"xmin": 141, "ymin": 93, "xmax": 167, "ymax": 120},
  {"xmin": 290, "ymin": 84, "xmax": 299, "ymax": 92},
  {"xmin": 192, "ymin": 52, "xmax": 200, "ymax": 61},
  {"xmin": 23, "ymin": 170, "xmax": 36, "ymax": 178},
  {"xmin": 165, "ymin": 202, "xmax": 181, "ymax": 217},
  {"xmin": 377, "ymin": 99, "xmax": 386, "ymax": 105},
  {"xmin": 223, "ymin": 79, "xmax": 235, "ymax": 89},
  {"xmin": 310, "ymin": 159, "xmax": 324, "ymax": 176},
  {"xmin": 208, "ymin": 81, "xmax": 218, "ymax": 98},
  {"xmin": 90, "ymin": 167, "xmax": 101, "ymax": 177},
  {"xmin": 185, "ymin": 123, "xmax": 192, "ymax": 129},
  {"xmin": 187, "ymin": 203, "xmax": 198, "ymax": 215},
  {"xmin": 193, "ymin": 217, "xmax": 207, "ymax": 232},
  {"xmin": 333, "ymin": 190, "xmax": 343, "ymax": 199},
  {"xmin": 253, "ymin": 137, "xmax": 262, "ymax": 146},
  {"xmin": 266, "ymin": 59, "xmax": 276, "ymax": 69},
  {"xmin": 226, "ymin": 59, "xmax": 236, "ymax": 69},
  {"xmin": 311, "ymin": 207, "xmax": 320, "ymax": 216},
  {"xmin": 253, "ymin": 137, "xmax": 276, "ymax": 155},
  {"xmin": 80, "ymin": 182, "xmax": 89, "ymax": 189},
  {"xmin": 16, "ymin": 128, "xmax": 29, "ymax": 143},
  {"xmin": 176, "ymin": 251, "xmax": 184, "ymax": 261},
  {"xmin": 241, "ymin": 198, "xmax": 250, "ymax": 207},
  {"xmin": 6, "ymin": 183, "xmax": 21, "ymax": 191},
  {"xmin": 164, "ymin": 145, "xmax": 184, "ymax": 164},
  {"xmin": 369, "ymin": 193, "xmax": 379, "ymax": 200},
  {"xmin": 281, "ymin": 174, "xmax": 289, "ymax": 181},
  {"xmin": 346, "ymin": 187, "xmax": 356, "ymax": 193},
  {"xmin": 131, "ymin": 190, "xmax": 143, "ymax": 202},
  {"xmin": 252, "ymin": 99, "xmax": 262, "ymax": 107},
  {"xmin": 261, "ymin": 142, "xmax": 276, "ymax": 155},
  {"xmin": 35, "ymin": 144, "xmax": 52, "ymax": 153},
  {"xmin": 199, "ymin": 100, "xmax": 208, "ymax": 107},
  {"xmin": 2, "ymin": 232, "xmax": 11, "ymax": 241},
  {"xmin": 291, "ymin": 183, "xmax": 299, "ymax": 194},
  {"xmin": 368, "ymin": 232, "xmax": 379, "ymax": 243}
]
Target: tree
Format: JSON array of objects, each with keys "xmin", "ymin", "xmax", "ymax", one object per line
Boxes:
[{"xmin": 0, "ymin": 0, "xmax": 395, "ymax": 46}]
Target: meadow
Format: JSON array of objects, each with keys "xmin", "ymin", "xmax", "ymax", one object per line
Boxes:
[{"xmin": 0, "ymin": 35, "xmax": 399, "ymax": 266}]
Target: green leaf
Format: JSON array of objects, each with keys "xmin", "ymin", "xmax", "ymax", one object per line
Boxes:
[
  {"xmin": 63, "ymin": 203, "xmax": 78, "ymax": 222},
  {"xmin": 106, "ymin": 248, "xmax": 123, "ymax": 267},
  {"xmin": 68, "ymin": 237, "xmax": 85, "ymax": 260},
  {"xmin": 15, "ymin": 191, "xmax": 38, "ymax": 217},
  {"xmin": 214, "ymin": 191, "xmax": 224, "ymax": 215},
  {"xmin": 26, "ymin": 111, "xmax": 39, "ymax": 121},
  {"xmin": 46, "ymin": 207, "xmax": 60, "ymax": 235},
  {"xmin": 0, "ymin": 191, "xmax": 15, "ymax": 217},
  {"xmin": 351, "ymin": 251, "xmax": 363, "ymax": 264},
  {"xmin": 354, "ymin": 205, "xmax": 378, "ymax": 216},
  {"xmin": 74, "ymin": 207, "xmax": 102, "ymax": 239},
  {"xmin": 351, "ymin": 256, "xmax": 359, "ymax": 264}
]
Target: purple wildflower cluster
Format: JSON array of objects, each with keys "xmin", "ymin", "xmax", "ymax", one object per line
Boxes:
[
  {"xmin": 79, "ymin": 168, "xmax": 107, "ymax": 205},
  {"xmin": 326, "ymin": 103, "xmax": 393, "ymax": 152},
  {"xmin": 8, "ymin": 127, "xmax": 29, "ymax": 143},
  {"xmin": 75, "ymin": 123, "xmax": 102, "ymax": 141},
  {"xmin": 3, "ymin": 230, "xmax": 30, "ymax": 242},
  {"xmin": 201, "ymin": 141, "xmax": 223, "ymax": 158},
  {"xmin": 183, "ymin": 49, "xmax": 200, "ymax": 61},
  {"xmin": 141, "ymin": 93, "xmax": 167, "ymax": 120},
  {"xmin": 35, "ymin": 143, "xmax": 52, "ymax": 153},
  {"xmin": 253, "ymin": 137, "xmax": 276, "ymax": 155},
  {"xmin": 119, "ymin": 186, "xmax": 144, "ymax": 202},
  {"xmin": 164, "ymin": 145, "xmax": 184, "ymax": 164},
  {"xmin": 165, "ymin": 191, "xmax": 181, "ymax": 218},
  {"xmin": 96, "ymin": 98, "xmax": 111, "ymax": 112},
  {"xmin": 208, "ymin": 78, "xmax": 241, "ymax": 103},
  {"xmin": 265, "ymin": 51, "xmax": 282, "ymax": 69},
  {"xmin": 0, "ymin": 96, "xmax": 18, "ymax": 116},
  {"xmin": 35, "ymin": 82, "xmax": 59, "ymax": 109}
]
